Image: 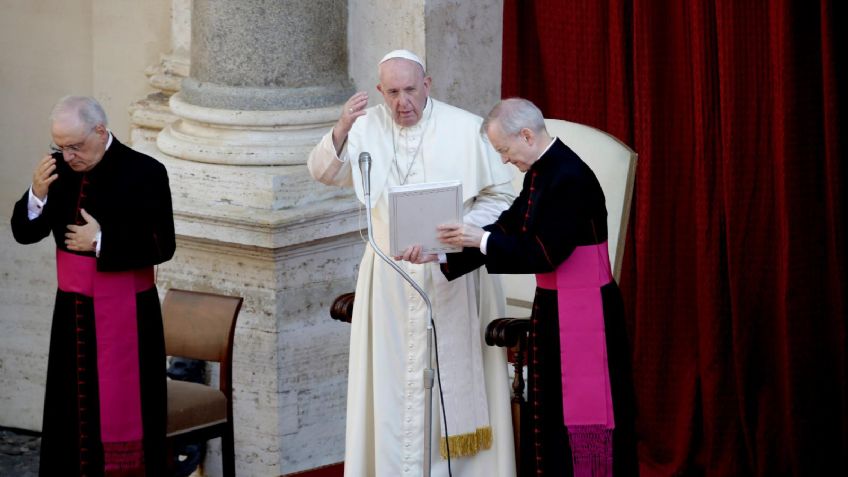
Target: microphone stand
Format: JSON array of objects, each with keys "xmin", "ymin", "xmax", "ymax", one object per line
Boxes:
[{"xmin": 359, "ymin": 152, "xmax": 435, "ymax": 477}]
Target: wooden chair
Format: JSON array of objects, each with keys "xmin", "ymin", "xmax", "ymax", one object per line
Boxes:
[{"xmin": 163, "ymin": 288, "xmax": 243, "ymax": 477}]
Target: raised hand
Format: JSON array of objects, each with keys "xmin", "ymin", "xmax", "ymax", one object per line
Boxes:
[
  {"xmin": 332, "ymin": 91, "xmax": 369, "ymax": 153},
  {"xmin": 32, "ymin": 154, "xmax": 59, "ymax": 200}
]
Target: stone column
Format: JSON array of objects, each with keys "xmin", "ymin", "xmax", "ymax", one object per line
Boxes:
[
  {"xmin": 133, "ymin": 1, "xmax": 364, "ymax": 475},
  {"xmin": 158, "ymin": 0, "xmax": 352, "ymax": 166},
  {"xmin": 129, "ymin": 0, "xmax": 192, "ymax": 145}
]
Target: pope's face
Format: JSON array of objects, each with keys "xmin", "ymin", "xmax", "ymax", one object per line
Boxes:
[
  {"xmin": 51, "ymin": 115, "xmax": 107, "ymax": 172},
  {"xmin": 377, "ymin": 59, "xmax": 431, "ymax": 127}
]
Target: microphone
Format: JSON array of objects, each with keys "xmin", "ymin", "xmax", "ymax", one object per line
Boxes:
[
  {"xmin": 358, "ymin": 152, "xmax": 372, "ymax": 197},
  {"xmin": 355, "ymin": 148, "xmax": 437, "ymax": 476}
]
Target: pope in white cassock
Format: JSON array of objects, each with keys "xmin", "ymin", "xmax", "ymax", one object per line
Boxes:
[{"xmin": 307, "ymin": 50, "xmax": 517, "ymax": 477}]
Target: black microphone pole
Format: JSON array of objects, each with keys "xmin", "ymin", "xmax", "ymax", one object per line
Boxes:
[{"xmin": 358, "ymin": 152, "xmax": 436, "ymax": 477}]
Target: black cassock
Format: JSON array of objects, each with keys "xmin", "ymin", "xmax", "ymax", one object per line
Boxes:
[
  {"xmin": 442, "ymin": 138, "xmax": 636, "ymax": 476},
  {"xmin": 11, "ymin": 137, "xmax": 175, "ymax": 477}
]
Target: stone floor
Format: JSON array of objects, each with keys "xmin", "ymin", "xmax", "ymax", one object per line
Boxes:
[
  {"xmin": 0, "ymin": 429, "xmax": 206, "ymax": 477},
  {"xmin": 0, "ymin": 426, "xmax": 343, "ymax": 476},
  {"xmin": 0, "ymin": 427, "xmax": 209, "ymax": 477},
  {"xmin": 0, "ymin": 427, "xmax": 39, "ymax": 477}
]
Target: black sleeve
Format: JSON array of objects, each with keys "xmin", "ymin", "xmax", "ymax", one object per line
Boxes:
[
  {"xmin": 483, "ymin": 174, "xmax": 590, "ymax": 275},
  {"xmin": 10, "ymin": 189, "xmax": 51, "ymax": 245},
  {"xmin": 440, "ymin": 179, "xmax": 532, "ymax": 281},
  {"xmin": 440, "ymin": 173, "xmax": 540, "ymax": 281},
  {"xmin": 439, "ymin": 168, "xmax": 600, "ymax": 279},
  {"xmin": 441, "ymin": 247, "xmax": 487, "ymax": 281}
]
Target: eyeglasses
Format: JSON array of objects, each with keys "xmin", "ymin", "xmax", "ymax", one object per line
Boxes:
[{"xmin": 50, "ymin": 128, "xmax": 95, "ymax": 154}]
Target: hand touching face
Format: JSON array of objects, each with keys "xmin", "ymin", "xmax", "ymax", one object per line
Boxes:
[{"xmin": 31, "ymin": 155, "xmax": 59, "ymax": 200}]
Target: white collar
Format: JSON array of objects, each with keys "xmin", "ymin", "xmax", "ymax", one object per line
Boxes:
[{"xmin": 536, "ymin": 136, "xmax": 557, "ymax": 161}]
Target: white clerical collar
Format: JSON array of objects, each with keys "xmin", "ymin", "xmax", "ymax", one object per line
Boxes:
[
  {"xmin": 537, "ymin": 137, "xmax": 557, "ymax": 161},
  {"xmin": 105, "ymin": 130, "xmax": 114, "ymax": 151}
]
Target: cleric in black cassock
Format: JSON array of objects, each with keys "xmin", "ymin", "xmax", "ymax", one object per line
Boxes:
[
  {"xmin": 11, "ymin": 96, "xmax": 175, "ymax": 477},
  {"xmin": 409, "ymin": 98, "xmax": 637, "ymax": 476}
]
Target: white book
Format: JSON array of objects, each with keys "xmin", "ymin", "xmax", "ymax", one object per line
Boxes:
[{"xmin": 388, "ymin": 180, "xmax": 463, "ymax": 256}]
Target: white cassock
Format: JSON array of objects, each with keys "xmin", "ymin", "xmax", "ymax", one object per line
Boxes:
[{"xmin": 308, "ymin": 98, "xmax": 517, "ymax": 477}]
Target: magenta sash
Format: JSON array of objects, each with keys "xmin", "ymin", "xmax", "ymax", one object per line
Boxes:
[
  {"xmin": 536, "ymin": 242, "xmax": 615, "ymax": 476},
  {"xmin": 57, "ymin": 249, "xmax": 153, "ymax": 473},
  {"xmin": 536, "ymin": 242, "xmax": 615, "ymax": 477}
]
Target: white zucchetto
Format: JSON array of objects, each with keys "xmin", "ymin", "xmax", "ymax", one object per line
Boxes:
[{"xmin": 379, "ymin": 49, "xmax": 425, "ymax": 71}]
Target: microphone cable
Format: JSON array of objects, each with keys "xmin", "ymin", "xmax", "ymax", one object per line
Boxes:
[{"xmin": 431, "ymin": 317, "xmax": 453, "ymax": 476}]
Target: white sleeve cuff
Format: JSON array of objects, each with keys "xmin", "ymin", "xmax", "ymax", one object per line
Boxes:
[
  {"xmin": 480, "ymin": 231, "xmax": 491, "ymax": 255},
  {"xmin": 94, "ymin": 231, "xmax": 102, "ymax": 257},
  {"xmin": 438, "ymin": 253, "xmax": 447, "ymax": 264},
  {"xmin": 27, "ymin": 187, "xmax": 46, "ymax": 220}
]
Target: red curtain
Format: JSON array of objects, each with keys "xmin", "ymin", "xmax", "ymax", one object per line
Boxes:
[{"xmin": 502, "ymin": 1, "xmax": 847, "ymax": 475}]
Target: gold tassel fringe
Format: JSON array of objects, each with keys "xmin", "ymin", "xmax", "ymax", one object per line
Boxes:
[{"xmin": 439, "ymin": 426, "xmax": 493, "ymax": 459}]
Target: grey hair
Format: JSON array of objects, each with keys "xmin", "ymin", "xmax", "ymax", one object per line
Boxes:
[
  {"xmin": 481, "ymin": 97, "xmax": 546, "ymax": 137},
  {"xmin": 49, "ymin": 96, "xmax": 108, "ymax": 130}
]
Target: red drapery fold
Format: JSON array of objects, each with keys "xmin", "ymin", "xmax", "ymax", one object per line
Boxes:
[{"xmin": 502, "ymin": 1, "xmax": 846, "ymax": 475}]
